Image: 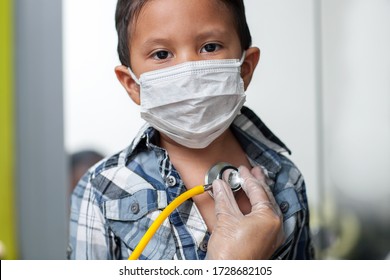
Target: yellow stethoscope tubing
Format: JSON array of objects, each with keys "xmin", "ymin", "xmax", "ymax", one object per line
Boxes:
[{"xmin": 128, "ymin": 185, "xmax": 207, "ymax": 260}]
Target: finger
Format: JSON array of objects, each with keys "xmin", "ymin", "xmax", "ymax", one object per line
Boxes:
[
  {"xmin": 250, "ymin": 165, "xmax": 265, "ymax": 181},
  {"xmin": 250, "ymin": 166, "xmax": 282, "ymax": 217},
  {"xmin": 251, "ymin": 165, "xmax": 273, "ymax": 186},
  {"xmin": 238, "ymin": 166, "xmax": 271, "ymax": 207},
  {"xmin": 251, "ymin": 166, "xmax": 282, "ymax": 216},
  {"xmin": 212, "ymin": 179, "xmax": 242, "ymax": 217}
]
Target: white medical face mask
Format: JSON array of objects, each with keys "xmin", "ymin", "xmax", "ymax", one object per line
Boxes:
[{"xmin": 128, "ymin": 53, "xmax": 246, "ymax": 149}]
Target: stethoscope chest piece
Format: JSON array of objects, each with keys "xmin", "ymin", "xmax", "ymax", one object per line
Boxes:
[{"xmin": 205, "ymin": 162, "xmax": 243, "ymax": 197}]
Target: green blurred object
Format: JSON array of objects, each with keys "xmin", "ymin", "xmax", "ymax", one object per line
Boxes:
[{"xmin": 0, "ymin": 0, "xmax": 18, "ymax": 260}]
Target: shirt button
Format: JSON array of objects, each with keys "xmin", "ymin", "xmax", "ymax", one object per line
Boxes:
[
  {"xmin": 279, "ymin": 201, "xmax": 289, "ymax": 214},
  {"xmin": 130, "ymin": 202, "xmax": 140, "ymax": 214},
  {"xmin": 166, "ymin": 175, "xmax": 177, "ymax": 187},
  {"xmin": 199, "ymin": 240, "xmax": 208, "ymax": 252}
]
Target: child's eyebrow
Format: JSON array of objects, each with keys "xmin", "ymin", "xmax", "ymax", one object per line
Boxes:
[
  {"xmin": 141, "ymin": 29, "xmax": 230, "ymax": 49},
  {"xmin": 141, "ymin": 38, "xmax": 171, "ymax": 49},
  {"xmin": 194, "ymin": 29, "xmax": 230, "ymax": 42}
]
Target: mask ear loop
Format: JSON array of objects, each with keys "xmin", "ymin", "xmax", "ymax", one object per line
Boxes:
[
  {"xmin": 128, "ymin": 67, "xmax": 141, "ymax": 85},
  {"xmin": 239, "ymin": 51, "xmax": 247, "ymax": 65}
]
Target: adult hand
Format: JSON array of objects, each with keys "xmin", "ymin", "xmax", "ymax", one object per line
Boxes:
[{"xmin": 206, "ymin": 165, "xmax": 284, "ymax": 259}]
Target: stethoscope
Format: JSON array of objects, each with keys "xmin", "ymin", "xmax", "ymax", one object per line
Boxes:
[
  {"xmin": 128, "ymin": 162, "xmax": 243, "ymax": 260},
  {"xmin": 204, "ymin": 162, "xmax": 243, "ymax": 195}
]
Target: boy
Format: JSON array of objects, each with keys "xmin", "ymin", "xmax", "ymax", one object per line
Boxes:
[{"xmin": 68, "ymin": 0, "xmax": 314, "ymax": 260}]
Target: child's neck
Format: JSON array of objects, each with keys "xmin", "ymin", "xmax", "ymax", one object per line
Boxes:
[{"xmin": 159, "ymin": 129, "xmax": 251, "ymax": 189}]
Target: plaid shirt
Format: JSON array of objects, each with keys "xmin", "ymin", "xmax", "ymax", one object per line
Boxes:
[{"xmin": 68, "ymin": 106, "xmax": 315, "ymax": 260}]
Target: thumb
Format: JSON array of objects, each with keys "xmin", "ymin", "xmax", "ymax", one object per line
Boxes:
[{"xmin": 212, "ymin": 179, "xmax": 242, "ymax": 217}]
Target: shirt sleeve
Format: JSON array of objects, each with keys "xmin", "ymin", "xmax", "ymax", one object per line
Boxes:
[
  {"xmin": 67, "ymin": 171, "xmax": 118, "ymax": 259},
  {"xmin": 291, "ymin": 178, "xmax": 316, "ymax": 259},
  {"xmin": 270, "ymin": 157, "xmax": 315, "ymax": 260}
]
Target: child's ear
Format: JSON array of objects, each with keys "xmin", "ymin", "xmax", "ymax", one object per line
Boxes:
[
  {"xmin": 241, "ymin": 47, "xmax": 260, "ymax": 90},
  {"xmin": 115, "ymin": 65, "xmax": 141, "ymax": 105}
]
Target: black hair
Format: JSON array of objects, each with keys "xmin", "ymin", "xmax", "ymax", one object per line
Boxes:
[
  {"xmin": 70, "ymin": 150, "xmax": 104, "ymax": 170},
  {"xmin": 115, "ymin": 0, "xmax": 252, "ymax": 67}
]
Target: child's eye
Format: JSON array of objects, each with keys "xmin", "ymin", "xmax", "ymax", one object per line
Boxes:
[
  {"xmin": 152, "ymin": 50, "xmax": 172, "ymax": 60},
  {"xmin": 201, "ymin": 43, "xmax": 222, "ymax": 53}
]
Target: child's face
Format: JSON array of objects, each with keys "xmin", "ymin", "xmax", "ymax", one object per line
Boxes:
[
  {"xmin": 129, "ymin": 0, "xmax": 242, "ymax": 77},
  {"xmin": 115, "ymin": 0, "xmax": 260, "ymax": 106}
]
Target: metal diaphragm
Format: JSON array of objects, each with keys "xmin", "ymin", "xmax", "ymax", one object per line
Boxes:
[{"xmin": 204, "ymin": 162, "xmax": 243, "ymax": 196}]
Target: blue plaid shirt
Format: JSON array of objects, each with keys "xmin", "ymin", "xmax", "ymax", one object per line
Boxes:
[{"xmin": 68, "ymin": 106, "xmax": 315, "ymax": 260}]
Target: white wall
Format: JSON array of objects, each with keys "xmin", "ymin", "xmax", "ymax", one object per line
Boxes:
[
  {"xmin": 245, "ymin": 0, "xmax": 319, "ymax": 204},
  {"xmin": 63, "ymin": 0, "xmax": 145, "ymax": 156},
  {"xmin": 322, "ymin": 0, "xmax": 390, "ymax": 206}
]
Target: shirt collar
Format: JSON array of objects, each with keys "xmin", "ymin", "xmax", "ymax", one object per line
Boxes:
[
  {"xmin": 231, "ymin": 106, "xmax": 291, "ymax": 177},
  {"xmin": 233, "ymin": 106, "xmax": 291, "ymax": 154}
]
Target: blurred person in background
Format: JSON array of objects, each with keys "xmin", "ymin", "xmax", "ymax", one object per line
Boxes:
[{"xmin": 69, "ymin": 150, "xmax": 104, "ymax": 194}]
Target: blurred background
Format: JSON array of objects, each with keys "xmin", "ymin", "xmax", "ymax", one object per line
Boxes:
[{"xmin": 1, "ymin": 0, "xmax": 389, "ymax": 259}]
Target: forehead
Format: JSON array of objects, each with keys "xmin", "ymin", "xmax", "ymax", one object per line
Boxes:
[{"xmin": 130, "ymin": 0, "xmax": 236, "ymax": 40}]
